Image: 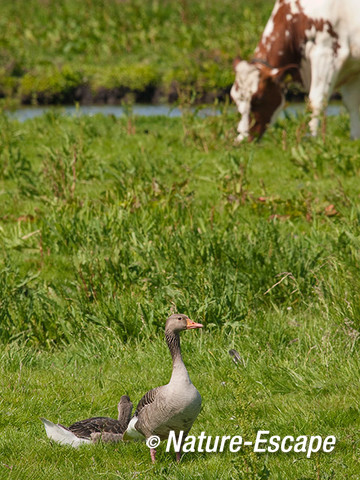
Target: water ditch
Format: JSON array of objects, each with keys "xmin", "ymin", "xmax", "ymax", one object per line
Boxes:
[{"xmin": 6, "ymin": 103, "xmax": 345, "ymax": 123}]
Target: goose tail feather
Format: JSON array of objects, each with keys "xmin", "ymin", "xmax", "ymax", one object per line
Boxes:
[{"xmin": 40, "ymin": 418, "xmax": 91, "ymax": 447}]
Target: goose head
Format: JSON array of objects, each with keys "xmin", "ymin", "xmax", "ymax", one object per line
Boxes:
[
  {"xmin": 119, "ymin": 395, "xmax": 131, "ymax": 405},
  {"xmin": 117, "ymin": 395, "xmax": 132, "ymax": 416},
  {"xmin": 165, "ymin": 314, "xmax": 203, "ymax": 333}
]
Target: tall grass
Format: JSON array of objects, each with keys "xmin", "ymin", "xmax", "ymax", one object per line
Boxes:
[{"xmin": 1, "ymin": 111, "xmax": 360, "ymax": 346}]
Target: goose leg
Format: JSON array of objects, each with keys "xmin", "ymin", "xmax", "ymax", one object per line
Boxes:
[
  {"xmin": 176, "ymin": 451, "xmax": 182, "ymax": 462},
  {"xmin": 150, "ymin": 448, "xmax": 156, "ymax": 463}
]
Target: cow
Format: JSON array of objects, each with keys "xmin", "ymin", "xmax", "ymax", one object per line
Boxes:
[{"xmin": 230, "ymin": 0, "xmax": 360, "ymax": 142}]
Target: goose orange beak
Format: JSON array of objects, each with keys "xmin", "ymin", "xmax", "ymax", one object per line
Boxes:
[{"xmin": 186, "ymin": 318, "xmax": 203, "ymax": 329}]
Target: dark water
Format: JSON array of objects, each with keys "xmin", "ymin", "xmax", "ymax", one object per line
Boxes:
[{"xmin": 7, "ymin": 103, "xmax": 344, "ymax": 122}]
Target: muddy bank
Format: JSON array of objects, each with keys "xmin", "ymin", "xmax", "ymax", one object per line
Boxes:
[{"xmin": 1, "ymin": 78, "xmax": 308, "ymax": 107}]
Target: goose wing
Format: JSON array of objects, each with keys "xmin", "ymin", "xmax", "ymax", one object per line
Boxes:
[
  {"xmin": 69, "ymin": 395, "xmax": 133, "ymax": 438},
  {"xmin": 134, "ymin": 386, "xmax": 162, "ymax": 416},
  {"xmin": 123, "ymin": 386, "xmax": 163, "ymax": 440},
  {"xmin": 68, "ymin": 417, "xmax": 125, "ymax": 438}
]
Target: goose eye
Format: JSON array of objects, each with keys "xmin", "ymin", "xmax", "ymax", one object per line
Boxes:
[{"xmin": 178, "ymin": 317, "xmax": 182, "ymax": 321}]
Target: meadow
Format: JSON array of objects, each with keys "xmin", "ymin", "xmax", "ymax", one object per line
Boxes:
[
  {"xmin": 0, "ymin": 0, "xmax": 275, "ymax": 105},
  {"xmin": 0, "ymin": 107, "xmax": 360, "ymax": 479}
]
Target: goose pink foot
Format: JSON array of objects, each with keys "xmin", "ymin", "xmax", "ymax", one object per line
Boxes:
[{"xmin": 150, "ymin": 448, "xmax": 156, "ymax": 463}]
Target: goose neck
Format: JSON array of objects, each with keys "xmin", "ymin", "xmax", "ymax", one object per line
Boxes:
[
  {"xmin": 165, "ymin": 330, "xmax": 182, "ymax": 363},
  {"xmin": 165, "ymin": 330, "xmax": 191, "ymax": 383}
]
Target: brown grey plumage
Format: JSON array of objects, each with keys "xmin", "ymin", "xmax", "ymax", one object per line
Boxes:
[
  {"xmin": 68, "ymin": 395, "xmax": 133, "ymax": 440},
  {"xmin": 41, "ymin": 395, "xmax": 133, "ymax": 446},
  {"xmin": 133, "ymin": 387, "xmax": 162, "ymax": 417}
]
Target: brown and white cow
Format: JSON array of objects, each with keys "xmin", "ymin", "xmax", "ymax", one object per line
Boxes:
[{"xmin": 231, "ymin": 0, "xmax": 360, "ymax": 141}]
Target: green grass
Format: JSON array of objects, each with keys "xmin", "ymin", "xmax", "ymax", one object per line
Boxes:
[
  {"xmin": 1, "ymin": 110, "xmax": 360, "ymax": 478},
  {"xmin": 0, "ymin": 0, "xmax": 274, "ymax": 104}
]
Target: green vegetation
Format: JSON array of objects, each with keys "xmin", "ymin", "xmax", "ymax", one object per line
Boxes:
[
  {"xmin": 1, "ymin": 110, "xmax": 360, "ymax": 478},
  {"xmin": 0, "ymin": 0, "xmax": 274, "ymax": 105}
]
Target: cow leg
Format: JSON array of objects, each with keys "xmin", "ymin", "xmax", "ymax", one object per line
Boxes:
[
  {"xmin": 235, "ymin": 116, "xmax": 250, "ymax": 143},
  {"xmin": 340, "ymin": 80, "xmax": 360, "ymax": 140},
  {"xmin": 307, "ymin": 46, "xmax": 342, "ymax": 136}
]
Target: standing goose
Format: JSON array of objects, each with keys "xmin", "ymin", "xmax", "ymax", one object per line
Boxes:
[
  {"xmin": 124, "ymin": 314, "xmax": 203, "ymax": 463},
  {"xmin": 41, "ymin": 395, "xmax": 133, "ymax": 447}
]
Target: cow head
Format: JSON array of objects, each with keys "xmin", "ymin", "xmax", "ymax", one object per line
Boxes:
[{"xmin": 231, "ymin": 58, "xmax": 295, "ymax": 142}]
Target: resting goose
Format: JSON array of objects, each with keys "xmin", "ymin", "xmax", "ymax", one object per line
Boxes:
[
  {"xmin": 41, "ymin": 395, "xmax": 133, "ymax": 447},
  {"xmin": 124, "ymin": 314, "xmax": 203, "ymax": 463}
]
